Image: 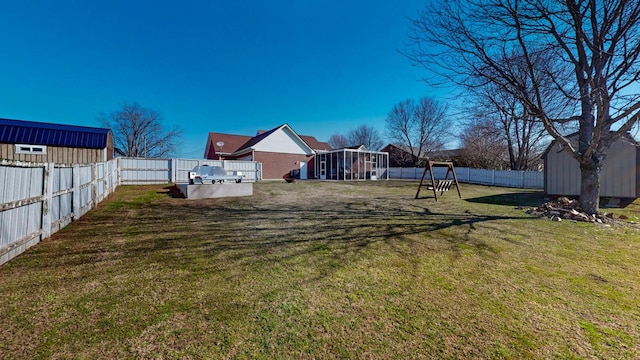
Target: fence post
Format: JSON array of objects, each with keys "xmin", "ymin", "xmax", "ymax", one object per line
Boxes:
[
  {"xmin": 492, "ymin": 170, "xmax": 495, "ymax": 186},
  {"xmin": 92, "ymin": 163, "xmax": 98, "ymax": 209},
  {"xmin": 102, "ymin": 161, "xmax": 108, "ymax": 201},
  {"xmin": 41, "ymin": 163, "xmax": 54, "ymax": 239},
  {"xmin": 171, "ymin": 158, "xmax": 177, "ymax": 183},
  {"xmin": 73, "ymin": 164, "xmax": 81, "ymax": 220},
  {"xmin": 116, "ymin": 158, "xmax": 121, "ymax": 186}
]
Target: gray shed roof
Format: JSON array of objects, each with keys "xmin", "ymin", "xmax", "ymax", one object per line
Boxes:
[{"xmin": 0, "ymin": 118, "xmax": 111, "ymax": 149}]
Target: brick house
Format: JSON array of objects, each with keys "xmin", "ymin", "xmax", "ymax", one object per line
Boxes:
[{"xmin": 204, "ymin": 124, "xmax": 331, "ymax": 180}]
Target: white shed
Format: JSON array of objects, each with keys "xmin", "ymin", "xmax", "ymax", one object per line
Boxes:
[{"xmin": 543, "ymin": 134, "xmax": 640, "ymax": 198}]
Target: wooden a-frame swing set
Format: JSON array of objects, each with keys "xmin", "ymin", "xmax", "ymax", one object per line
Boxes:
[{"xmin": 415, "ymin": 161, "xmax": 462, "ymax": 201}]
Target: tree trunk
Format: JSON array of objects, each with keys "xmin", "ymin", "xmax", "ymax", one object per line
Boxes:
[{"xmin": 579, "ymin": 159, "xmax": 601, "ymax": 215}]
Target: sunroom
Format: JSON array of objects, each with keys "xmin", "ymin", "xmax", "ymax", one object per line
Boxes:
[{"xmin": 314, "ymin": 146, "xmax": 389, "ymax": 180}]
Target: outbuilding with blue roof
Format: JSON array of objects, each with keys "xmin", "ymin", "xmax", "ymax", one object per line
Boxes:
[{"xmin": 0, "ymin": 118, "xmax": 113, "ymax": 164}]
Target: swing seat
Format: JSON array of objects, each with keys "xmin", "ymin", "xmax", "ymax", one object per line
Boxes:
[
  {"xmin": 427, "ymin": 180, "xmax": 453, "ymax": 191},
  {"xmin": 435, "ymin": 179, "xmax": 453, "ymax": 192}
]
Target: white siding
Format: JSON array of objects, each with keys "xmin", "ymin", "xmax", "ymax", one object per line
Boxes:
[{"xmin": 253, "ymin": 127, "xmax": 312, "ymax": 155}]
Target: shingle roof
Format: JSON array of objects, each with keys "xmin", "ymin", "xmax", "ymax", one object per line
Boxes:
[
  {"xmin": 205, "ymin": 133, "xmax": 253, "ymax": 154},
  {"xmin": 206, "ymin": 124, "xmax": 332, "ymax": 157},
  {"xmin": 236, "ymin": 126, "xmax": 281, "ymax": 151},
  {"xmin": 0, "ymin": 118, "xmax": 111, "ymax": 149},
  {"xmin": 300, "ymin": 135, "xmax": 331, "ymax": 151}
]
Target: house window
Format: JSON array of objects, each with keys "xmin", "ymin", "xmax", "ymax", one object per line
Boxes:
[{"xmin": 15, "ymin": 144, "xmax": 47, "ymax": 155}]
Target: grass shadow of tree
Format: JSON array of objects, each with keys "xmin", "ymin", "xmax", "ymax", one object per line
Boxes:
[
  {"xmin": 32, "ymin": 184, "xmax": 538, "ymax": 291},
  {"xmin": 464, "ymin": 191, "xmax": 546, "ymax": 207}
]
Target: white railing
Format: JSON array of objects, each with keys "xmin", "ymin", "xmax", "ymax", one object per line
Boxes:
[
  {"xmin": 0, "ymin": 157, "xmax": 261, "ymax": 265},
  {"xmin": 386, "ymin": 167, "xmax": 544, "ymax": 189}
]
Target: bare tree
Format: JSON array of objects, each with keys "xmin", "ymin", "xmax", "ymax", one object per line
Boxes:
[
  {"xmin": 385, "ymin": 97, "xmax": 449, "ymax": 166},
  {"xmin": 470, "ymin": 81, "xmax": 550, "ymax": 170},
  {"xmin": 328, "ymin": 133, "xmax": 349, "ymax": 149},
  {"xmin": 458, "ymin": 119, "xmax": 508, "ymax": 170},
  {"xmin": 348, "ymin": 125, "xmax": 384, "ymax": 151},
  {"xmin": 406, "ymin": 0, "xmax": 640, "ymax": 214},
  {"xmin": 97, "ymin": 102, "xmax": 182, "ymax": 158}
]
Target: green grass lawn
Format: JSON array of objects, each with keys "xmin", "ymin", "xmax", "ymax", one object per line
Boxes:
[{"xmin": 1, "ymin": 180, "xmax": 639, "ymax": 359}]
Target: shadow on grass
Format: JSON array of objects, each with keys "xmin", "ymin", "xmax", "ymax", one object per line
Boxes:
[
  {"xmin": 22, "ymin": 185, "xmax": 534, "ymax": 285},
  {"xmin": 465, "ymin": 191, "xmax": 546, "ymax": 207},
  {"xmin": 160, "ymin": 185, "xmax": 185, "ymax": 198},
  {"xmin": 110, "ymin": 199, "xmax": 532, "ymax": 267}
]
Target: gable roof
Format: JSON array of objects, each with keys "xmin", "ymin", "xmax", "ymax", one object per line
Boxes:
[
  {"xmin": 238, "ymin": 125, "xmax": 331, "ymax": 152},
  {"xmin": 235, "ymin": 124, "xmax": 314, "ymax": 155},
  {"xmin": 204, "ymin": 133, "xmax": 252, "ymax": 157},
  {"xmin": 205, "ymin": 124, "xmax": 332, "ymax": 158},
  {"xmin": 0, "ymin": 118, "xmax": 111, "ymax": 149},
  {"xmin": 236, "ymin": 126, "xmax": 282, "ymax": 152}
]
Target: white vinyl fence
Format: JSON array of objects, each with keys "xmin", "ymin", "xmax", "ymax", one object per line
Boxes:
[
  {"xmin": 0, "ymin": 157, "xmax": 260, "ymax": 265},
  {"xmin": 118, "ymin": 158, "xmax": 261, "ymax": 184},
  {"xmin": 386, "ymin": 167, "xmax": 544, "ymax": 189}
]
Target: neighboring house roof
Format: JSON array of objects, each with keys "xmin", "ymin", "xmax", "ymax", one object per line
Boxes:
[
  {"xmin": 428, "ymin": 148, "xmax": 463, "ymax": 160},
  {"xmin": 204, "ymin": 124, "xmax": 331, "ymax": 158},
  {"xmin": 382, "ymin": 144, "xmax": 428, "ymax": 159},
  {"xmin": 382, "ymin": 144, "xmax": 463, "ymax": 160},
  {"xmin": 0, "ymin": 118, "xmax": 111, "ymax": 149}
]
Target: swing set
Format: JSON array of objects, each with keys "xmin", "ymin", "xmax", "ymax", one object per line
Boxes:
[{"xmin": 415, "ymin": 161, "xmax": 462, "ymax": 201}]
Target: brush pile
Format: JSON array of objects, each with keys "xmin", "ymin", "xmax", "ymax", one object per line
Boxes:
[{"xmin": 524, "ymin": 197, "xmax": 621, "ymax": 223}]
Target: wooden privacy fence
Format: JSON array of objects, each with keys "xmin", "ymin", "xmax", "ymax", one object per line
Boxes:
[
  {"xmin": 386, "ymin": 167, "xmax": 544, "ymax": 189},
  {"xmin": 0, "ymin": 157, "xmax": 261, "ymax": 266},
  {"xmin": 0, "ymin": 159, "xmax": 118, "ymax": 265}
]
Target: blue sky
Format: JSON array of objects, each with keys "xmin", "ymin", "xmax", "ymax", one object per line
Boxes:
[{"xmin": 0, "ymin": 1, "xmax": 442, "ymax": 157}]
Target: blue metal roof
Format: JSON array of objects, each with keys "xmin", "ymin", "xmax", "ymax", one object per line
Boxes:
[{"xmin": 0, "ymin": 118, "xmax": 111, "ymax": 149}]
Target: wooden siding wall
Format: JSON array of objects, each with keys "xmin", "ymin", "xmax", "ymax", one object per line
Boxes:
[
  {"xmin": 0, "ymin": 143, "xmax": 106, "ymax": 164},
  {"xmin": 545, "ymin": 140, "xmax": 638, "ymax": 198},
  {"xmin": 601, "ymin": 141, "xmax": 639, "ymax": 198}
]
